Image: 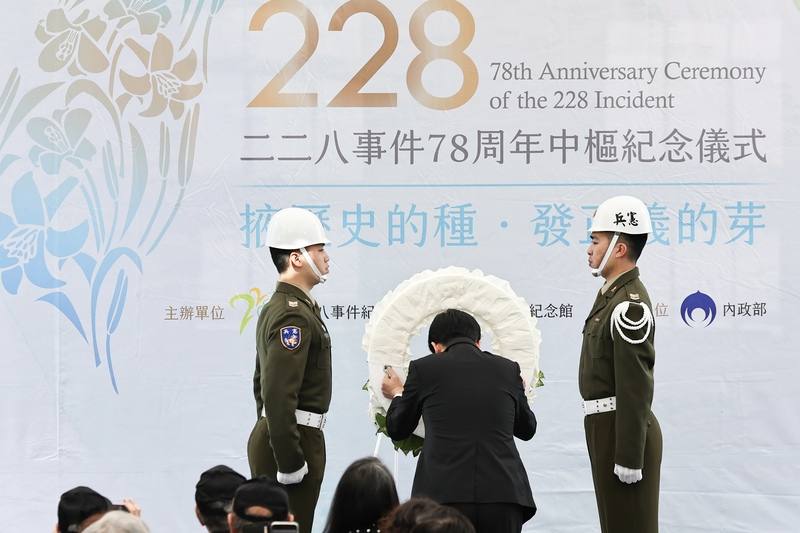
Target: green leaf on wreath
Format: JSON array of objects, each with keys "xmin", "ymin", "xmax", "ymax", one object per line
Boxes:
[{"xmin": 373, "ymin": 412, "xmax": 423, "ymax": 456}]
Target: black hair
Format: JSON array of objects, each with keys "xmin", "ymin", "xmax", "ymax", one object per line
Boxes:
[
  {"xmin": 380, "ymin": 499, "xmax": 475, "ymax": 533},
  {"xmin": 617, "ymin": 232, "xmax": 647, "ymax": 262},
  {"xmin": 427, "ymin": 309, "xmax": 481, "ymax": 349},
  {"xmin": 269, "ymin": 247, "xmax": 293, "ymax": 273},
  {"xmin": 410, "ymin": 505, "xmax": 475, "ymax": 533},
  {"xmin": 380, "ymin": 498, "xmax": 441, "ymax": 533},
  {"xmin": 230, "ymin": 516, "xmax": 274, "ymax": 533},
  {"xmin": 199, "ymin": 512, "xmax": 229, "ymax": 533},
  {"xmin": 323, "ymin": 457, "xmax": 400, "ymax": 533}
]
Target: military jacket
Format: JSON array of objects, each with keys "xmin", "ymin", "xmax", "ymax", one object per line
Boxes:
[
  {"xmin": 253, "ymin": 282, "xmax": 332, "ymax": 473},
  {"xmin": 579, "ymin": 267, "xmax": 656, "ymax": 469}
]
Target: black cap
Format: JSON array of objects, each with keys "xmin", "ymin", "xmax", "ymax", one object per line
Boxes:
[
  {"xmin": 232, "ymin": 476, "xmax": 289, "ymax": 523},
  {"xmin": 57, "ymin": 486, "xmax": 111, "ymax": 532},
  {"xmin": 195, "ymin": 465, "xmax": 246, "ymax": 516}
]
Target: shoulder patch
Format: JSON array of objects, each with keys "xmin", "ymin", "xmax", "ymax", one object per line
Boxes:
[
  {"xmin": 287, "ymin": 300, "xmax": 299, "ymax": 307},
  {"xmin": 610, "ymin": 301, "xmax": 653, "ymax": 344},
  {"xmin": 280, "ymin": 326, "xmax": 302, "ymax": 350},
  {"xmin": 629, "ymin": 293, "xmax": 640, "ymax": 301}
]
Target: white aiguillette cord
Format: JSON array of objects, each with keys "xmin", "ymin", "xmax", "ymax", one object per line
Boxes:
[{"xmin": 610, "ymin": 301, "xmax": 653, "ymax": 344}]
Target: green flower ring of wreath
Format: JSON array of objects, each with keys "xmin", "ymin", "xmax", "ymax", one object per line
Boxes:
[{"xmin": 362, "ymin": 267, "xmax": 544, "ymax": 456}]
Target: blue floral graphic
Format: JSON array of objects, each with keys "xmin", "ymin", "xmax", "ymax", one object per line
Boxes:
[
  {"xmin": 0, "ymin": 1, "xmax": 223, "ymax": 393},
  {"xmin": 104, "ymin": 0, "xmax": 172, "ymax": 35},
  {"xmin": 27, "ymin": 108, "xmax": 96, "ymax": 174},
  {"xmin": 0, "ymin": 172, "xmax": 88, "ymax": 294}
]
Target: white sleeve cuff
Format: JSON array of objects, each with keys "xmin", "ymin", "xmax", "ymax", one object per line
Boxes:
[
  {"xmin": 277, "ymin": 462, "xmax": 308, "ymax": 485},
  {"xmin": 614, "ymin": 464, "xmax": 643, "ymax": 484}
]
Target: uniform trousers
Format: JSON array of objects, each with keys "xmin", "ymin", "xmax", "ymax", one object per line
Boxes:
[
  {"xmin": 446, "ymin": 502, "xmax": 529, "ymax": 533},
  {"xmin": 584, "ymin": 410, "xmax": 662, "ymax": 533},
  {"xmin": 247, "ymin": 417, "xmax": 326, "ymax": 533}
]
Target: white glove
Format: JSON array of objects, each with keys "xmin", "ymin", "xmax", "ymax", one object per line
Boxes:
[
  {"xmin": 614, "ymin": 464, "xmax": 642, "ymax": 484},
  {"xmin": 277, "ymin": 462, "xmax": 308, "ymax": 485}
]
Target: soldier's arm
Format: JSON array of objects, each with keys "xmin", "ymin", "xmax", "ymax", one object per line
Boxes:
[
  {"xmin": 253, "ymin": 353, "xmax": 263, "ymax": 419},
  {"xmin": 611, "ymin": 300, "xmax": 655, "ymax": 470},
  {"xmin": 260, "ymin": 311, "xmax": 311, "ymax": 475}
]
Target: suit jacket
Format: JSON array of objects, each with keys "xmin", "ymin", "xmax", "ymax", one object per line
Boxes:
[
  {"xmin": 579, "ymin": 267, "xmax": 656, "ymax": 469},
  {"xmin": 386, "ymin": 338, "xmax": 537, "ymax": 517}
]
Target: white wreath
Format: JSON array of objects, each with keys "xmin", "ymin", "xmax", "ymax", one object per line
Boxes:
[{"xmin": 363, "ymin": 267, "xmax": 542, "ymax": 439}]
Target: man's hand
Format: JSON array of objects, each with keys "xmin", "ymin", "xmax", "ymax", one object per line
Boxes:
[
  {"xmin": 614, "ymin": 464, "xmax": 643, "ymax": 484},
  {"xmin": 381, "ymin": 367, "xmax": 404, "ymax": 399}
]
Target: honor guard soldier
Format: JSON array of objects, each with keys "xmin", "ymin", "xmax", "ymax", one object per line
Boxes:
[
  {"xmin": 247, "ymin": 207, "xmax": 332, "ymax": 533},
  {"xmin": 580, "ymin": 195, "xmax": 663, "ymax": 533}
]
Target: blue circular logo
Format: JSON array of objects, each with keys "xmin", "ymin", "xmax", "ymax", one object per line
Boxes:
[{"xmin": 680, "ymin": 291, "xmax": 717, "ymax": 328}]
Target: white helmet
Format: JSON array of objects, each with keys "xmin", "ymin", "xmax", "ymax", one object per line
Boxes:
[
  {"xmin": 266, "ymin": 208, "xmax": 331, "ymax": 283},
  {"xmin": 590, "ymin": 195, "xmax": 652, "ymax": 234},
  {"xmin": 589, "ymin": 196, "xmax": 650, "ymax": 277},
  {"xmin": 266, "ymin": 207, "xmax": 330, "ymax": 249}
]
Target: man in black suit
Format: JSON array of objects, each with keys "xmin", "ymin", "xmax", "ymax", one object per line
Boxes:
[{"xmin": 381, "ymin": 309, "xmax": 537, "ymax": 533}]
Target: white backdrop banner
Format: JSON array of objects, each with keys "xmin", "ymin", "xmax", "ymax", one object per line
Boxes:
[{"xmin": 1, "ymin": 1, "xmax": 798, "ymax": 531}]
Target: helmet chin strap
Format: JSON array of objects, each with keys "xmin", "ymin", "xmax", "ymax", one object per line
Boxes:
[
  {"xmin": 591, "ymin": 232, "xmax": 620, "ymax": 278},
  {"xmin": 300, "ymin": 247, "xmax": 328, "ymax": 284}
]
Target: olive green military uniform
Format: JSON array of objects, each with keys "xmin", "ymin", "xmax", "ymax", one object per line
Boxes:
[
  {"xmin": 579, "ymin": 267, "xmax": 662, "ymax": 533},
  {"xmin": 248, "ymin": 282, "xmax": 332, "ymax": 533}
]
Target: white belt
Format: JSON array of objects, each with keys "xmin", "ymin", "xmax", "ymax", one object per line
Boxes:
[
  {"xmin": 261, "ymin": 407, "xmax": 327, "ymax": 430},
  {"xmin": 583, "ymin": 396, "xmax": 616, "ymax": 415},
  {"xmin": 295, "ymin": 408, "xmax": 326, "ymax": 429}
]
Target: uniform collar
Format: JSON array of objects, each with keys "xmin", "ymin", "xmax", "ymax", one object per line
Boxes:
[
  {"xmin": 602, "ymin": 267, "xmax": 639, "ymax": 298},
  {"xmin": 275, "ymin": 281, "xmax": 315, "ymax": 308},
  {"xmin": 601, "ymin": 270, "xmax": 626, "ymax": 295}
]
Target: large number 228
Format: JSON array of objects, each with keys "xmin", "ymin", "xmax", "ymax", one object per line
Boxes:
[{"xmin": 248, "ymin": 0, "xmax": 478, "ymax": 110}]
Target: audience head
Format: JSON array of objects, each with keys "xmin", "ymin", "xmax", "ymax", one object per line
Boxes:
[
  {"xmin": 195, "ymin": 465, "xmax": 246, "ymax": 533},
  {"xmin": 57, "ymin": 486, "xmax": 112, "ymax": 532},
  {"xmin": 323, "ymin": 457, "xmax": 399, "ymax": 533},
  {"xmin": 81, "ymin": 510, "xmax": 150, "ymax": 533},
  {"xmin": 379, "ymin": 498, "xmax": 438, "ymax": 533},
  {"xmin": 380, "ymin": 499, "xmax": 474, "ymax": 533},
  {"xmin": 407, "ymin": 505, "xmax": 475, "ymax": 533},
  {"xmin": 228, "ymin": 476, "xmax": 292, "ymax": 533},
  {"xmin": 427, "ymin": 309, "xmax": 481, "ymax": 352}
]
